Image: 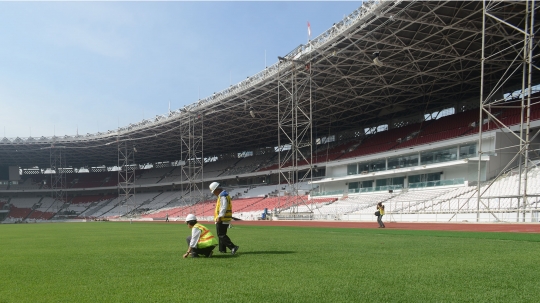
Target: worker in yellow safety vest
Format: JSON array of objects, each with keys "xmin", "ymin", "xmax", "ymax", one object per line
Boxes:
[
  {"xmin": 209, "ymin": 181, "xmax": 239, "ymax": 255},
  {"xmin": 183, "ymin": 214, "xmax": 218, "ymax": 258},
  {"xmin": 376, "ymin": 202, "xmax": 386, "ymax": 228}
]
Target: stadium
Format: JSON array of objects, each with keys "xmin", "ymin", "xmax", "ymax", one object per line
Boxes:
[
  {"xmin": 1, "ymin": 0, "xmax": 539, "ymax": 225},
  {"xmin": 2, "ymin": 2, "xmax": 540, "ymax": 302}
]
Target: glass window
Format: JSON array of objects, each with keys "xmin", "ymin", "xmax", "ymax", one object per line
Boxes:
[
  {"xmin": 360, "ymin": 160, "xmax": 386, "ymax": 172},
  {"xmin": 408, "ymin": 173, "xmax": 441, "ymax": 186},
  {"xmin": 427, "ymin": 172, "xmax": 441, "ymax": 182},
  {"xmin": 408, "ymin": 174, "xmax": 421, "ymax": 184},
  {"xmin": 347, "ymin": 164, "xmax": 358, "ymax": 175},
  {"xmin": 359, "ymin": 163, "xmax": 370, "ymax": 173},
  {"xmin": 388, "ymin": 154, "xmax": 419, "ymax": 169},
  {"xmin": 376, "ymin": 179, "xmax": 387, "ymax": 187},
  {"xmin": 392, "ymin": 177, "xmax": 405, "ymax": 186},
  {"xmin": 459, "ymin": 144, "xmax": 476, "ymax": 159},
  {"xmin": 421, "ymin": 151, "xmax": 434, "ymax": 164},
  {"xmin": 362, "ymin": 180, "xmax": 373, "ymax": 188},
  {"xmin": 348, "ymin": 182, "xmax": 359, "ymax": 190},
  {"xmin": 369, "ymin": 159, "xmax": 386, "ymax": 172},
  {"xmin": 421, "ymin": 147, "xmax": 457, "ymax": 165}
]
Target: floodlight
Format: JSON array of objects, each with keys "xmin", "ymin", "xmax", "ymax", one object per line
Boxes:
[{"xmin": 372, "ymin": 51, "xmax": 383, "ymax": 67}]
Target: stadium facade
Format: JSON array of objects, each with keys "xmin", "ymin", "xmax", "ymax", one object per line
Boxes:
[{"xmin": 1, "ymin": 1, "xmax": 539, "ymax": 223}]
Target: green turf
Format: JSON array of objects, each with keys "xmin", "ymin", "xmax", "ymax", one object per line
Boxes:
[{"xmin": 1, "ymin": 222, "xmax": 539, "ymax": 303}]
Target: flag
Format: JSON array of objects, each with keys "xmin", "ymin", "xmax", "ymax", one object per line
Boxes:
[{"xmin": 307, "ymin": 21, "xmax": 311, "ymax": 38}]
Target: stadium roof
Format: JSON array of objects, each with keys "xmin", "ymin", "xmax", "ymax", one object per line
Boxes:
[{"xmin": 1, "ymin": 0, "xmax": 538, "ymax": 169}]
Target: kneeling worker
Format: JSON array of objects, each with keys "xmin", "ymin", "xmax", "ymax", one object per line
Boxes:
[{"xmin": 183, "ymin": 214, "xmax": 218, "ymax": 258}]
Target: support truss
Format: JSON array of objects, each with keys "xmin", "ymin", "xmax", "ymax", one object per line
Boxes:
[
  {"xmin": 453, "ymin": 0, "xmax": 538, "ymax": 223},
  {"xmin": 118, "ymin": 140, "xmax": 136, "ymax": 217},
  {"xmin": 276, "ymin": 57, "xmax": 314, "ymax": 214},
  {"xmin": 179, "ymin": 110, "xmax": 205, "ymax": 216},
  {"xmin": 49, "ymin": 146, "xmax": 66, "ymax": 215}
]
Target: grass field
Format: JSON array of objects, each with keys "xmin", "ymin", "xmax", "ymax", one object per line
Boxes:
[{"xmin": 1, "ymin": 222, "xmax": 539, "ymax": 303}]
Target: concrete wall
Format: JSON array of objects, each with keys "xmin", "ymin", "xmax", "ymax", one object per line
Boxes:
[{"xmin": 486, "ymin": 132, "xmax": 520, "ymax": 180}]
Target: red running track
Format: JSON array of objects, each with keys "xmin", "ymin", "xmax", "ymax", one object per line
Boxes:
[{"xmin": 227, "ymin": 220, "xmax": 540, "ymax": 233}]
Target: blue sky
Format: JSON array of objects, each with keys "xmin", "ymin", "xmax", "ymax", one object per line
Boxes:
[{"xmin": 0, "ymin": 1, "xmax": 361, "ymax": 139}]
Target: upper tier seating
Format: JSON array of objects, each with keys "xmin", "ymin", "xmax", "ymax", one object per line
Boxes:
[
  {"xmin": 10, "ymin": 177, "xmax": 43, "ymax": 190},
  {"xmin": 136, "ymin": 167, "xmax": 172, "ymax": 185},
  {"xmin": 220, "ymin": 153, "xmax": 276, "ymax": 176},
  {"xmin": 203, "ymin": 158, "xmax": 240, "ymax": 179},
  {"xmin": 70, "ymin": 172, "xmax": 108, "ymax": 188},
  {"xmin": 69, "ymin": 195, "xmax": 116, "ymax": 204},
  {"xmin": 10, "ymin": 197, "xmax": 40, "ymax": 208}
]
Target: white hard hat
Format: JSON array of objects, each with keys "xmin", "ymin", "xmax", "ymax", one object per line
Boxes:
[
  {"xmin": 185, "ymin": 214, "xmax": 197, "ymax": 222},
  {"xmin": 209, "ymin": 182, "xmax": 220, "ymax": 193}
]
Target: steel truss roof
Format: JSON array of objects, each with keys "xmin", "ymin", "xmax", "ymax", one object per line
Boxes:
[{"xmin": 1, "ymin": 0, "xmax": 538, "ymax": 169}]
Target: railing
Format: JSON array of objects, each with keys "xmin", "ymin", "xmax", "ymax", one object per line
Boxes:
[
  {"xmin": 323, "ymin": 179, "xmax": 466, "ymax": 197},
  {"xmin": 311, "ymin": 190, "xmax": 344, "ymax": 197},
  {"xmin": 275, "ymin": 213, "xmax": 314, "ymax": 220},
  {"xmin": 310, "ymin": 195, "xmax": 540, "ymax": 223},
  {"xmin": 409, "ymin": 178, "xmax": 465, "ymax": 189},
  {"xmin": 348, "ymin": 184, "xmax": 403, "ymax": 194}
]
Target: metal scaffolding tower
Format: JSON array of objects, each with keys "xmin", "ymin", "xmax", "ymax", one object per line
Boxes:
[
  {"xmin": 276, "ymin": 55, "xmax": 314, "ymax": 214},
  {"xmin": 179, "ymin": 110, "xmax": 205, "ymax": 217},
  {"xmin": 472, "ymin": 0, "xmax": 538, "ymax": 222},
  {"xmin": 49, "ymin": 145, "xmax": 66, "ymax": 214},
  {"xmin": 118, "ymin": 139, "xmax": 136, "ymax": 217}
]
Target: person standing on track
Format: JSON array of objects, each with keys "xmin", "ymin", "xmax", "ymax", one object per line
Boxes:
[
  {"xmin": 209, "ymin": 182, "xmax": 239, "ymax": 255},
  {"xmin": 183, "ymin": 214, "xmax": 218, "ymax": 258},
  {"xmin": 376, "ymin": 202, "xmax": 385, "ymax": 228}
]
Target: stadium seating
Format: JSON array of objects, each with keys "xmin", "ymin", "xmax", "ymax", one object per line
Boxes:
[
  {"xmin": 136, "ymin": 167, "xmax": 172, "ymax": 185},
  {"xmin": 6, "ymin": 206, "xmax": 33, "ymax": 220},
  {"xmin": 3, "ymin": 97, "xmax": 540, "ymax": 223},
  {"xmin": 221, "ymin": 153, "xmax": 276, "ymax": 176}
]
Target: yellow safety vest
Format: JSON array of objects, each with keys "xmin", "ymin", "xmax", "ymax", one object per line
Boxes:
[
  {"xmin": 194, "ymin": 223, "xmax": 218, "ymax": 248},
  {"xmin": 214, "ymin": 193, "xmax": 233, "ymax": 222},
  {"xmin": 378, "ymin": 205, "xmax": 385, "ymax": 215}
]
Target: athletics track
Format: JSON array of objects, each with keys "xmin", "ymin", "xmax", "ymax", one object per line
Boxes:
[
  {"xmin": 224, "ymin": 220, "xmax": 540, "ymax": 233},
  {"xmin": 162, "ymin": 219, "xmax": 540, "ymax": 233}
]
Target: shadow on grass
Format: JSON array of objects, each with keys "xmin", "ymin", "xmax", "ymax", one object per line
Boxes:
[{"xmin": 211, "ymin": 251, "xmax": 296, "ymax": 258}]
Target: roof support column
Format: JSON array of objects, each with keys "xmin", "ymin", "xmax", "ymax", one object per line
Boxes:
[
  {"xmin": 49, "ymin": 145, "xmax": 66, "ymax": 217},
  {"xmin": 179, "ymin": 110, "xmax": 204, "ymax": 218},
  {"xmin": 117, "ymin": 139, "xmax": 136, "ymax": 217},
  {"xmin": 276, "ymin": 53, "xmax": 315, "ymax": 216}
]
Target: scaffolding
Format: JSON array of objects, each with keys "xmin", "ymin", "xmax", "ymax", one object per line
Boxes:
[
  {"xmin": 276, "ymin": 55, "xmax": 314, "ymax": 213},
  {"xmin": 117, "ymin": 139, "xmax": 136, "ymax": 217},
  {"xmin": 469, "ymin": 0, "xmax": 538, "ymax": 222},
  {"xmin": 49, "ymin": 145, "xmax": 66, "ymax": 214},
  {"xmin": 179, "ymin": 110, "xmax": 205, "ymax": 216}
]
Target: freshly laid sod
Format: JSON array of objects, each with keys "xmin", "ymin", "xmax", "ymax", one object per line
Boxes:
[{"xmin": 1, "ymin": 222, "xmax": 539, "ymax": 302}]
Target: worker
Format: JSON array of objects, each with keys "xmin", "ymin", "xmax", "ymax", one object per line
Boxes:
[
  {"xmin": 183, "ymin": 214, "xmax": 218, "ymax": 258},
  {"xmin": 209, "ymin": 182, "xmax": 239, "ymax": 255}
]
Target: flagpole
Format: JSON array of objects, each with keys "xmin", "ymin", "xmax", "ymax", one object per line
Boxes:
[{"xmin": 307, "ymin": 21, "xmax": 311, "ymax": 43}]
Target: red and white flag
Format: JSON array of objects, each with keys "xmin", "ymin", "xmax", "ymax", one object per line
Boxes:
[{"xmin": 307, "ymin": 21, "xmax": 311, "ymax": 38}]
